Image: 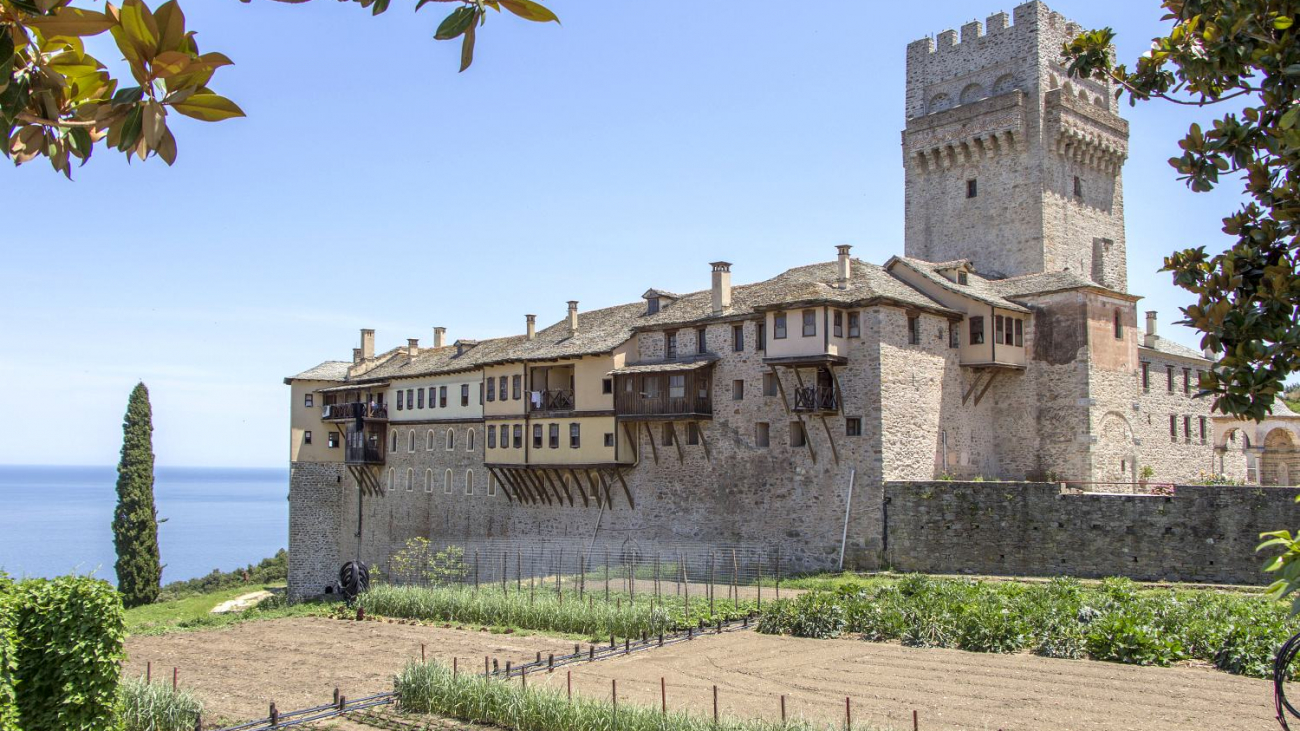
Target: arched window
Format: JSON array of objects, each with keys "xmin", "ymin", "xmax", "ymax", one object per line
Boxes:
[
  {"xmin": 992, "ymin": 73, "xmax": 1016, "ymax": 96},
  {"xmin": 425, "ymin": 469, "xmax": 434, "ymax": 494},
  {"xmin": 408, "ymin": 430, "xmax": 416, "ymax": 452},
  {"xmin": 406, "ymin": 468, "xmax": 414, "ymax": 491},
  {"xmin": 959, "ymin": 83, "xmax": 985, "ymax": 105},
  {"xmin": 426, "ymin": 430, "xmax": 435, "ymax": 451},
  {"xmin": 390, "ymin": 430, "xmax": 398, "ymax": 452},
  {"xmin": 928, "ymin": 93, "xmax": 952, "ymax": 114},
  {"xmin": 446, "ymin": 428, "xmax": 455, "ymax": 451},
  {"xmin": 487, "ymin": 473, "xmax": 498, "ymax": 497},
  {"xmin": 444, "ymin": 469, "xmax": 453, "ymax": 495},
  {"xmin": 467, "ymin": 428, "xmax": 476, "ymax": 452},
  {"xmin": 464, "ymin": 469, "xmax": 474, "ymax": 496},
  {"xmin": 386, "ymin": 468, "xmax": 393, "ymax": 492}
]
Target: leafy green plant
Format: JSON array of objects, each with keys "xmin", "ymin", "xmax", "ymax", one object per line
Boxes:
[
  {"xmin": 114, "ymin": 382, "xmax": 162, "ymax": 609},
  {"xmin": 0, "ymin": 573, "xmax": 15, "ymax": 731},
  {"xmin": 1085, "ymin": 613, "xmax": 1185, "ymax": 667},
  {"xmin": 396, "ymin": 661, "xmax": 884, "ymax": 731},
  {"xmin": 11, "ymin": 575, "xmax": 126, "ymax": 731},
  {"xmin": 157, "ymin": 550, "xmax": 287, "ymax": 600},
  {"xmin": 117, "ymin": 677, "xmax": 203, "ymax": 731},
  {"xmin": 387, "ymin": 540, "xmax": 469, "ymax": 587}
]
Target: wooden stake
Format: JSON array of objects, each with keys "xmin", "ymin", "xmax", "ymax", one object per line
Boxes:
[
  {"xmin": 521, "ymin": 667, "xmax": 526, "ymax": 689},
  {"xmin": 567, "ymin": 670, "xmax": 572, "ymax": 701},
  {"xmin": 845, "ymin": 697, "xmax": 851, "ymax": 730},
  {"xmin": 146, "ymin": 662, "xmax": 151, "ymax": 684},
  {"xmin": 173, "ymin": 667, "xmax": 178, "ymax": 692},
  {"xmin": 421, "ymin": 643, "xmax": 425, "ymax": 662},
  {"xmin": 913, "ymin": 709, "xmax": 918, "ymax": 731},
  {"xmin": 780, "ymin": 695, "xmax": 786, "ymax": 725},
  {"xmin": 485, "ymin": 656, "xmax": 489, "ymax": 677},
  {"xmin": 333, "ymin": 687, "xmax": 339, "ymax": 706},
  {"xmin": 612, "ymin": 678, "xmax": 618, "ymax": 729},
  {"xmin": 338, "ymin": 694, "xmax": 346, "ymax": 712},
  {"xmin": 713, "ymin": 685, "xmax": 719, "ymax": 727},
  {"xmin": 269, "ymin": 702, "xmax": 278, "ymax": 726},
  {"xmin": 453, "ymin": 657, "xmax": 458, "ymax": 678},
  {"xmin": 661, "ymin": 677, "xmax": 667, "ymax": 715}
]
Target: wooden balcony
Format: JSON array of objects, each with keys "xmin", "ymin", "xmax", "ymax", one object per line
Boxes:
[
  {"xmin": 613, "ymin": 367, "xmax": 713, "ymax": 421},
  {"xmin": 344, "ymin": 430, "xmax": 385, "ymax": 465},
  {"xmin": 323, "ymin": 402, "xmax": 388, "ymax": 422},
  {"xmin": 793, "ymin": 386, "xmax": 838, "ymax": 414},
  {"xmin": 528, "ymin": 389, "xmax": 575, "ymax": 413}
]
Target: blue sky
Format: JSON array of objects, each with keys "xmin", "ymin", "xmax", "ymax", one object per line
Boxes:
[{"xmin": 1, "ymin": 1, "xmax": 1249, "ymax": 468}]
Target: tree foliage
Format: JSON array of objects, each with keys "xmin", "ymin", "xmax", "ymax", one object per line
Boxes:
[
  {"xmin": 1065, "ymin": 0, "xmax": 1300, "ymax": 423},
  {"xmin": 113, "ymin": 381, "xmax": 161, "ymax": 609},
  {"xmin": 1, "ymin": 0, "xmax": 556, "ymax": 176}
]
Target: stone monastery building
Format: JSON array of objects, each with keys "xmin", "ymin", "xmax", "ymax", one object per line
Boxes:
[{"xmin": 284, "ymin": 2, "xmax": 1295, "ymax": 598}]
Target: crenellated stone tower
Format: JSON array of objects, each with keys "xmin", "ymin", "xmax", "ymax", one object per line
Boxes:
[{"xmin": 902, "ymin": 1, "xmax": 1129, "ymax": 292}]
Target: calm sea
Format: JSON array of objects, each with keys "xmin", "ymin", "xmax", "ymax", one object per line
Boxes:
[{"xmin": 0, "ymin": 465, "xmax": 288, "ymax": 585}]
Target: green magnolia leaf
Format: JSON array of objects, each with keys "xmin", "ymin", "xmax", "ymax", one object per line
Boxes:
[
  {"xmin": 23, "ymin": 7, "xmax": 117, "ymax": 37},
  {"xmin": 153, "ymin": 0, "xmax": 187, "ymax": 53},
  {"xmin": 119, "ymin": 0, "xmax": 160, "ymax": 60},
  {"xmin": 435, "ymin": 6, "xmax": 477, "ymax": 40},
  {"xmin": 460, "ymin": 21, "xmax": 476, "ymax": 72},
  {"xmin": 1282, "ymin": 105, "xmax": 1300, "ymax": 130},
  {"xmin": 170, "ymin": 90, "xmax": 244, "ymax": 122},
  {"xmin": 1275, "ymin": 16, "xmax": 1294, "ymax": 30},
  {"xmin": 498, "ymin": 0, "xmax": 559, "ymax": 24}
]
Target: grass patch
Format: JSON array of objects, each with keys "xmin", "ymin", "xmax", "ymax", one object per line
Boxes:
[
  {"xmin": 359, "ymin": 584, "xmax": 754, "ymax": 640},
  {"xmin": 396, "ymin": 660, "xmax": 884, "ymax": 731},
  {"xmin": 757, "ymin": 574, "xmax": 1295, "ymax": 678},
  {"xmin": 125, "ymin": 584, "xmax": 327, "ymax": 636},
  {"xmin": 117, "ymin": 676, "xmax": 203, "ymax": 731}
]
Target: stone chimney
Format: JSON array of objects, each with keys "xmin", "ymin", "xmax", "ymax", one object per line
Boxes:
[
  {"xmin": 407, "ymin": 338, "xmax": 419, "ymax": 358},
  {"xmin": 360, "ymin": 329, "xmax": 375, "ymax": 360},
  {"xmin": 352, "ymin": 347, "xmax": 362, "ymax": 364},
  {"xmin": 526, "ymin": 314, "xmax": 537, "ymax": 341},
  {"xmin": 836, "ymin": 245, "xmax": 853, "ymax": 288},
  {"xmin": 1144, "ymin": 311, "xmax": 1158, "ymax": 348},
  {"xmin": 567, "ymin": 302, "xmax": 579, "ymax": 336},
  {"xmin": 711, "ymin": 262, "xmax": 732, "ymax": 315},
  {"xmin": 433, "ymin": 327, "xmax": 446, "ymax": 349}
]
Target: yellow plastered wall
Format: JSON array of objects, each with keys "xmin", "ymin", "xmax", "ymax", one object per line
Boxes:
[{"xmin": 288, "ymin": 380, "xmax": 344, "ymax": 463}]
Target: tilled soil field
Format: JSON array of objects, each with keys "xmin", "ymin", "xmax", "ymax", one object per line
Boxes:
[{"xmin": 126, "ymin": 618, "xmax": 1274, "ymax": 730}]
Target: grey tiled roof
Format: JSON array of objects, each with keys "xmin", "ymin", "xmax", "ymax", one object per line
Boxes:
[
  {"xmin": 609, "ymin": 355, "xmax": 719, "ymax": 375},
  {"xmin": 1140, "ymin": 335, "xmax": 1207, "ymax": 362},
  {"xmin": 287, "ymin": 361, "xmax": 351, "ymax": 382},
  {"xmin": 886, "ymin": 257, "xmax": 1031, "ymax": 314},
  {"xmin": 992, "ymin": 269, "xmax": 1114, "ymax": 299}
]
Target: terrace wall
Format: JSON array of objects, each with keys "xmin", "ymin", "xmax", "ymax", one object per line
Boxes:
[{"xmin": 883, "ymin": 480, "xmax": 1300, "ymax": 584}]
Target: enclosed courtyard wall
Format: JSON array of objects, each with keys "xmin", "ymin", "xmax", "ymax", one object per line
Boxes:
[{"xmin": 883, "ymin": 481, "xmax": 1300, "ymax": 584}]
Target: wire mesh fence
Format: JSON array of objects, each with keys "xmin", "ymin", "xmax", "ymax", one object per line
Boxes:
[{"xmin": 371, "ymin": 538, "xmax": 795, "ymax": 607}]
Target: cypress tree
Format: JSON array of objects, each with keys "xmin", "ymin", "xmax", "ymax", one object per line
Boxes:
[{"xmin": 113, "ymin": 383, "xmax": 161, "ymax": 608}]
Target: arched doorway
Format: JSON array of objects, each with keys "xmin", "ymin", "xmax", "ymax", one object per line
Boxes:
[{"xmin": 1262, "ymin": 428, "xmax": 1299, "ymax": 486}]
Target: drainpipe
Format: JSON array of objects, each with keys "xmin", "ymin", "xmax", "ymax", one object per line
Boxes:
[
  {"xmin": 990, "ymin": 305, "xmax": 996, "ymax": 364},
  {"xmin": 838, "ymin": 468, "xmax": 856, "ymax": 569}
]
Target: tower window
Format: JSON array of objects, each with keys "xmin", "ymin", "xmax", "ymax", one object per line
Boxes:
[
  {"xmin": 966, "ymin": 179, "xmax": 978, "ymax": 198},
  {"xmin": 1073, "ymin": 176, "xmax": 1083, "ymax": 198},
  {"xmin": 1114, "ymin": 310, "xmax": 1123, "ymax": 339}
]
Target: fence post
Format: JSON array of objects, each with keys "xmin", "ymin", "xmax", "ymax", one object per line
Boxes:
[
  {"xmin": 612, "ymin": 678, "xmax": 618, "ymax": 730},
  {"xmin": 709, "ymin": 552, "xmax": 715, "ymax": 616},
  {"xmin": 567, "ymin": 670, "xmax": 572, "ymax": 700},
  {"xmin": 269, "ymin": 702, "xmax": 278, "ymax": 727},
  {"xmin": 193, "ymin": 713, "xmax": 202, "ymax": 731},
  {"xmin": 474, "ymin": 550, "xmax": 480, "ymax": 592},
  {"xmin": 517, "ymin": 549, "xmax": 522, "ymax": 593},
  {"xmin": 502, "ymin": 552, "xmax": 507, "ymax": 594},
  {"xmin": 333, "ymin": 687, "xmax": 339, "ymax": 706},
  {"xmin": 604, "ymin": 548, "xmax": 610, "ymax": 602},
  {"xmin": 421, "ymin": 643, "xmax": 425, "ymax": 662},
  {"xmin": 775, "ymin": 545, "xmax": 781, "ymax": 600},
  {"xmin": 682, "ymin": 554, "xmax": 690, "ymax": 619},
  {"xmin": 453, "ymin": 657, "xmax": 458, "ymax": 678},
  {"xmin": 913, "ymin": 709, "xmax": 918, "ymax": 731},
  {"xmin": 579, "ymin": 554, "xmax": 585, "ymax": 598},
  {"xmin": 757, "ymin": 554, "xmax": 763, "ymax": 609},
  {"xmin": 338, "ymin": 694, "xmax": 346, "ymax": 712},
  {"xmin": 173, "ymin": 667, "xmax": 178, "ymax": 692},
  {"xmin": 485, "ymin": 656, "xmax": 489, "ymax": 677},
  {"xmin": 712, "ymin": 685, "xmax": 718, "ymax": 727},
  {"xmin": 780, "ymin": 695, "xmax": 786, "ymax": 725},
  {"xmin": 845, "ymin": 697, "xmax": 851, "ymax": 731},
  {"xmin": 660, "ymin": 677, "xmax": 666, "ymax": 716},
  {"xmin": 732, "ymin": 549, "xmax": 739, "ymax": 610},
  {"xmin": 146, "ymin": 661, "xmax": 151, "ymax": 684}
]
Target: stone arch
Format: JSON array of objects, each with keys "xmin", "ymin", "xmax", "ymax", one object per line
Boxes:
[
  {"xmin": 424, "ymin": 468, "xmax": 433, "ymax": 493},
  {"xmin": 959, "ymin": 83, "xmax": 986, "ymax": 105},
  {"xmin": 464, "ymin": 469, "xmax": 474, "ymax": 496},
  {"xmin": 445, "ymin": 428, "xmax": 456, "ymax": 451},
  {"xmin": 992, "ymin": 74, "xmax": 1016, "ymax": 96},
  {"xmin": 1262, "ymin": 427, "xmax": 1300, "ymax": 486},
  {"xmin": 928, "ymin": 93, "xmax": 953, "ymax": 114},
  {"xmin": 1096, "ymin": 411, "xmax": 1137, "ymax": 487},
  {"xmin": 1063, "ymin": 81, "xmax": 1075, "ymax": 95},
  {"xmin": 1093, "ymin": 93, "xmax": 1108, "ymax": 109},
  {"xmin": 405, "ymin": 467, "xmax": 414, "ymax": 491},
  {"xmin": 407, "ymin": 429, "xmax": 416, "ymax": 453},
  {"xmin": 425, "ymin": 429, "xmax": 435, "ymax": 450},
  {"xmin": 1077, "ymin": 88, "xmax": 1090, "ymax": 103}
]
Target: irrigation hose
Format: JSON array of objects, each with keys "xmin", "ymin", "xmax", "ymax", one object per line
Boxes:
[{"xmin": 1276, "ymin": 630, "xmax": 1300, "ymax": 729}]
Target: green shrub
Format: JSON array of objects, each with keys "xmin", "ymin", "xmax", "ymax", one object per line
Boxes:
[
  {"xmin": 396, "ymin": 660, "xmax": 883, "ymax": 731},
  {"xmin": 117, "ymin": 677, "xmax": 204, "ymax": 731},
  {"xmin": 0, "ymin": 574, "xmax": 16, "ymax": 731},
  {"xmin": 955, "ymin": 596, "xmax": 1030, "ymax": 654},
  {"xmin": 12, "ymin": 575, "xmax": 125, "ymax": 731},
  {"xmin": 157, "ymin": 549, "xmax": 288, "ymax": 600},
  {"xmin": 1083, "ymin": 613, "xmax": 1185, "ymax": 666}
]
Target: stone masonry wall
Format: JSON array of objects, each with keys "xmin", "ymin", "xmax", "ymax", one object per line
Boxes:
[
  {"xmin": 884, "ymin": 480, "xmax": 1300, "ymax": 584},
  {"xmin": 287, "ymin": 461, "xmax": 346, "ymax": 600}
]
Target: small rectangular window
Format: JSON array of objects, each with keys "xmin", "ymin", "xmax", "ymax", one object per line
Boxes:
[
  {"xmin": 966, "ymin": 179, "xmax": 977, "ymax": 198},
  {"xmin": 304, "ymin": 393, "xmax": 314, "ymax": 408},
  {"xmin": 479, "ymin": 382, "xmax": 483, "ymax": 405},
  {"xmin": 1199, "ymin": 416, "xmax": 1207, "ymax": 444},
  {"xmin": 304, "ymin": 430, "xmax": 312, "ymax": 445},
  {"xmin": 957, "ymin": 271, "xmax": 969, "ymax": 285},
  {"xmin": 461, "ymin": 384, "xmax": 470, "ymax": 407},
  {"xmin": 1167, "ymin": 366, "xmax": 1174, "ymax": 393},
  {"xmin": 1114, "ymin": 310, "xmax": 1123, "ymax": 340},
  {"xmin": 697, "ymin": 328, "xmax": 708, "ymax": 354},
  {"xmin": 1014, "ymin": 319, "xmax": 1024, "ymax": 347},
  {"xmin": 406, "ymin": 389, "xmax": 414, "ymax": 409},
  {"xmin": 1184, "ymin": 415, "xmax": 1192, "ymax": 441},
  {"xmin": 602, "ymin": 378, "xmax": 613, "ymax": 395},
  {"xmin": 908, "ymin": 315, "xmax": 921, "ymax": 346},
  {"xmin": 757, "ymin": 323, "xmax": 767, "ymax": 351},
  {"xmin": 396, "ymin": 391, "xmax": 403, "ymax": 411},
  {"xmin": 686, "ymin": 422, "xmax": 700, "ymax": 446},
  {"xmin": 487, "ymin": 425, "xmax": 497, "ymax": 449},
  {"xmin": 949, "ymin": 321, "xmax": 960, "ymax": 349},
  {"xmin": 732, "ymin": 324, "xmax": 745, "ymax": 352},
  {"xmin": 1169, "ymin": 414, "xmax": 1178, "ymax": 442},
  {"xmin": 763, "ymin": 372, "xmax": 778, "ymax": 397},
  {"xmin": 790, "ymin": 422, "xmax": 806, "ymax": 448},
  {"xmin": 439, "ymin": 386, "xmax": 447, "ymax": 408},
  {"xmin": 549, "ymin": 423, "xmax": 560, "ymax": 449},
  {"xmin": 669, "ymin": 374, "xmax": 686, "ymax": 399},
  {"xmin": 773, "ymin": 313, "xmax": 788, "ymax": 340},
  {"xmin": 662, "ymin": 423, "xmax": 674, "ymax": 447},
  {"xmin": 755, "ymin": 422, "xmax": 770, "ymax": 448},
  {"xmin": 569, "ymin": 423, "xmax": 580, "ymax": 449},
  {"xmin": 1183, "ymin": 368, "xmax": 1191, "ymax": 395},
  {"xmin": 646, "ymin": 297, "xmax": 660, "ymax": 314},
  {"xmin": 328, "ymin": 431, "xmax": 340, "ymax": 448},
  {"xmin": 513, "ymin": 375, "xmax": 522, "ymax": 400},
  {"xmin": 847, "ymin": 312, "xmax": 860, "ymax": 338},
  {"xmin": 969, "ymin": 316, "xmax": 984, "ymax": 345},
  {"xmin": 1005, "ymin": 318, "xmax": 1015, "ymax": 346},
  {"xmin": 802, "ymin": 310, "xmax": 817, "ymax": 337},
  {"xmin": 733, "ymin": 379, "xmax": 745, "ymax": 401},
  {"xmin": 995, "ymin": 315, "xmax": 1004, "ymax": 345},
  {"xmin": 666, "ymin": 331, "xmax": 678, "ymax": 360},
  {"xmin": 845, "ymin": 418, "xmax": 862, "ymax": 437},
  {"xmin": 1141, "ymin": 362, "xmax": 1150, "ymax": 391},
  {"xmin": 513, "ymin": 425, "xmax": 523, "ymax": 449},
  {"xmin": 418, "ymin": 388, "xmax": 425, "ymax": 409},
  {"xmin": 603, "ymin": 433, "xmax": 615, "ymax": 448},
  {"xmin": 1074, "ymin": 175, "xmax": 1083, "ymax": 198},
  {"xmin": 533, "ymin": 424, "xmax": 543, "ymax": 449},
  {"xmin": 499, "ymin": 376, "xmax": 508, "ymax": 401},
  {"xmin": 833, "ymin": 311, "xmax": 844, "ymax": 338},
  {"xmin": 644, "ymin": 376, "xmax": 661, "ymax": 398},
  {"xmin": 487, "ymin": 378, "xmax": 496, "ymax": 402}
]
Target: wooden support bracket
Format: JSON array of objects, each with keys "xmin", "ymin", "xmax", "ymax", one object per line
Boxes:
[
  {"xmin": 566, "ymin": 468, "xmax": 590, "ymax": 508},
  {"xmin": 973, "ymin": 370, "xmax": 1000, "ymax": 407}
]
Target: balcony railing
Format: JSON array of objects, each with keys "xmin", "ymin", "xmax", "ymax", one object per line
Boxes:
[
  {"xmin": 344, "ymin": 431, "xmax": 385, "ymax": 464},
  {"xmin": 323, "ymin": 402, "xmax": 389, "ymax": 421},
  {"xmin": 793, "ymin": 386, "xmax": 838, "ymax": 413},
  {"xmin": 615, "ymin": 392, "xmax": 712, "ymax": 418},
  {"xmin": 528, "ymin": 390, "xmax": 575, "ymax": 412}
]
